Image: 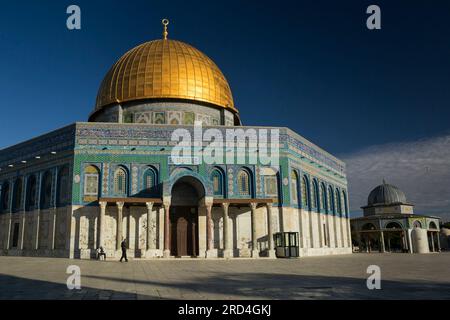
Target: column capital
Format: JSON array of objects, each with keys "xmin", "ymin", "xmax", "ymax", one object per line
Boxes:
[
  {"xmin": 249, "ymin": 202, "xmax": 257, "ymax": 210},
  {"xmin": 116, "ymin": 201, "xmax": 125, "ymax": 210},
  {"xmin": 99, "ymin": 201, "xmax": 107, "ymax": 209},
  {"xmin": 145, "ymin": 202, "xmax": 154, "ymax": 210},
  {"xmin": 201, "ymin": 196, "xmax": 214, "ymax": 208},
  {"xmin": 163, "ymin": 196, "xmax": 171, "ymax": 208},
  {"xmin": 265, "ymin": 202, "xmax": 273, "ymax": 210},
  {"xmin": 221, "ymin": 202, "xmax": 230, "ymax": 210}
]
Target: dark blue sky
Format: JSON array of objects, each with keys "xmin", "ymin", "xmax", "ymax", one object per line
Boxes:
[{"xmin": 1, "ymin": 0, "xmax": 450, "ymax": 156}]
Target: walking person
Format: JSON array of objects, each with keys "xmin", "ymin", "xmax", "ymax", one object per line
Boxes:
[{"xmin": 120, "ymin": 238, "xmax": 128, "ymax": 262}]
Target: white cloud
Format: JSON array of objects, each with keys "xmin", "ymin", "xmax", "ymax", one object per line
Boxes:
[{"xmin": 341, "ymin": 135, "xmax": 450, "ymax": 222}]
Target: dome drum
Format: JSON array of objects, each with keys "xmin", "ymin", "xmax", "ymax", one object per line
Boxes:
[{"xmin": 89, "ymin": 100, "xmax": 238, "ymax": 126}]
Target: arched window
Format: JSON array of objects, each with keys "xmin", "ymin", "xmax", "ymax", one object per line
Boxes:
[
  {"xmin": 263, "ymin": 168, "xmax": 278, "ymax": 197},
  {"xmin": 211, "ymin": 168, "xmax": 224, "ymax": 196},
  {"xmin": 57, "ymin": 166, "xmax": 70, "ymax": 206},
  {"xmin": 413, "ymin": 221, "xmax": 422, "ymax": 228},
  {"xmin": 84, "ymin": 165, "xmax": 100, "ymax": 200},
  {"xmin": 26, "ymin": 175, "xmax": 37, "ymax": 211},
  {"xmin": 114, "ymin": 167, "xmax": 128, "ymax": 196},
  {"xmin": 362, "ymin": 223, "xmax": 376, "ymax": 231},
  {"xmin": 301, "ymin": 176, "xmax": 310, "ymax": 209},
  {"xmin": 335, "ymin": 189, "xmax": 342, "ymax": 216},
  {"xmin": 429, "ymin": 221, "xmax": 438, "ymax": 230},
  {"xmin": 237, "ymin": 168, "xmax": 251, "ymax": 196},
  {"xmin": 321, "ymin": 183, "xmax": 327, "ymax": 212},
  {"xmin": 40, "ymin": 171, "xmax": 53, "ymax": 208},
  {"xmin": 328, "ymin": 186, "xmax": 335, "ymax": 214},
  {"xmin": 386, "ymin": 222, "xmax": 402, "ymax": 229},
  {"xmin": 143, "ymin": 167, "xmax": 158, "ymax": 195},
  {"xmin": 12, "ymin": 178, "xmax": 23, "ymax": 212},
  {"xmin": 342, "ymin": 190, "xmax": 348, "ymax": 217},
  {"xmin": 291, "ymin": 171, "xmax": 298, "ymax": 204},
  {"xmin": 1, "ymin": 181, "xmax": 10, "ymax": 213},
  {"xmin": 312, "ymin": 179, "xmax": 319, "ymax": 209}
]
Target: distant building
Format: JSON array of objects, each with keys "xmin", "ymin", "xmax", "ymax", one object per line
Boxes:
[{"xmin": 351, "ymin": 181, "xmax": 441, "ymax": 253}]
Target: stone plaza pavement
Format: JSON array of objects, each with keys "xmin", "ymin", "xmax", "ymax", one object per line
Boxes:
[{"xmin": 0, "ymin": 253, "xmax": 449, "ymax": 300}]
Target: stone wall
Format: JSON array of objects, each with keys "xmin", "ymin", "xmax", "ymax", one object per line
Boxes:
[
  {"xmin": 0, "ymin": 206, "xmax": 71, "ymax": 257},
  {"xmin": 0, "ymin": 203, "xmax": 352, "ymax": 259}
]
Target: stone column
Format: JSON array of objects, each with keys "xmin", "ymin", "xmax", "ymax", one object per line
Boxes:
[
  {"xmin": 48, "ymin": 207, "xmax": 57, "ymax": 250},
  {"xmin": 4, "ymin": 179, "xmax": 13, "ymax": 250},
  {"xmin": 145, "ymin": 202, "xmax": 154, "ymax": 251},
  {"xmin": 34, "ymin": 210, "xmax": 40, "ymax": 250},
  {"xmin": 34, "ymin": 174, "xmax": 42, "ymax": 251},
  {"xmin": 380, "ymin": 231, "xmax": 386, "ymax": 253},
  {"xmin": 401, "ymin": 230, "xmax": 409, "ymax": 252},
  {"xmin": 221, "ymin": 203, "xmax": 232, "ymax": 258},
  {"xmin": 116, "ymin": 202, "xmax": 124, "ymax": 251},
  {"xmin": 436, "ymin": 232, "xmax": 441, "ymax": 252},
  {"xmin": 19, "ymin": 211, "xmax": 26, "ymax": 250},
  {"xmin": 341, "ymin": 216, "xmax": 346, "ymax": 247},
  {"xmin": 347, "ymin": 218, "xmax": 352, "ymax": 248},
  {"xmin": 407, "ymin": 229, "xmax": 413, "ymax": 254},
  {"xmin": 333, "ymin": 214, "xmax": 338, "ymax": 248},
  {"xmin": 205, "ymin": 199, "xmax": 217, "ymax": 258},
  {"xmin": 430, "ymin": 232, "xmax": 435, "ymax": 252},
  {"xmin": 163, "ymin": 200, "xmax": 171, "ymax": 258},
  {"xmin": 250, "ymin": 203, "xmax": 259, "ymax": 258},
  {"xmin": 205, "ymin": 204, "xmax": 213, "ymax": 253},
  {"xmin": 266, "ymin": 203, "xmax": 276, "ymax": 258},
  {"xmin": 98, "ymin": 201, "xmax": 107, "ymax": 248}
]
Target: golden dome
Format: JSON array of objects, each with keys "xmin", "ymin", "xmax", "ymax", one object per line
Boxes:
[{"xmin": 94, "ymin": 38, "xmax": 236, "ymax": 115}]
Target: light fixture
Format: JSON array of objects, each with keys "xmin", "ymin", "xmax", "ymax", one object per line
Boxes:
[
  {"xmin": 35, "ymin": 156, "xmax": 41, "ymax": 159},
  {"xmin": 51, "ymin": 151, "xmax": 57, "ymax": 155},
  {"xmin": 8, "ymin": 164, "xmax": 13, "ymax": 168},
  {"xmin": 21, "ymin": 160, "xmax": 27, "ymax": 164}
]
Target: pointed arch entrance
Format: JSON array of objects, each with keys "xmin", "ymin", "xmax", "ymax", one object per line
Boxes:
[{"xmin": 170, "ymin": 176, "xmax": 206, "ymax": 257}]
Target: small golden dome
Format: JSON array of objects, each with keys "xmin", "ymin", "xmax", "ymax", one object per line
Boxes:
[{"xmin": 94, "ymin": 38, "xmax": 236, "ymax": 115}]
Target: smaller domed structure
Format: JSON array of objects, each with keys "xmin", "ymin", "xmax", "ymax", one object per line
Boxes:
[
  {"xmin": 351, "ymin": 180, "xmax": 441, "ymax": 254},
  {"xmin": 367, "ymin": 180, "xmax": 407, "ymax": 206}
]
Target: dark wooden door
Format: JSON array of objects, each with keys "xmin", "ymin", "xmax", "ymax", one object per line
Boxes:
[
  {"xmin": 176, "ymin": 216, "xmax": 188, "ymax": 256},
  {"xmin": 170, "ymin": 207, "xmax": 199, "ymax": 257}
]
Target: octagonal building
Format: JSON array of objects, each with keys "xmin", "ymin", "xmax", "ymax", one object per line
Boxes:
[{"xmin": 0, "ymin": 22, "xmax": 351, "ymax": 259}]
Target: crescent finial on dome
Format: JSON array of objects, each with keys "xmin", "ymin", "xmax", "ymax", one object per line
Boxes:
[{"xmin": 162, "ymin": 19, "xmax": 169, "ymax": 40}]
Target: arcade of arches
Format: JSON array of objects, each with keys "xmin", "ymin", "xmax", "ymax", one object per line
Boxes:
[{"xmin": 97, "ymin": 176, "xmax": 276, "ymax": 258}]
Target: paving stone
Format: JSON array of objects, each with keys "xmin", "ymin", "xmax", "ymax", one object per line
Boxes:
[{"xmin": 0, "ymin": 253, "xmax": 449, "ymax": 299}]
